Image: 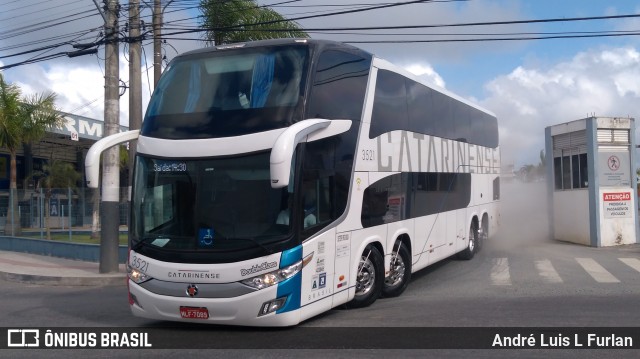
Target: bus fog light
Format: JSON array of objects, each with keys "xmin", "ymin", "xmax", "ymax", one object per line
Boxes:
[{"xmin": 258, "ymin": 297, "xmax": 287, "ymax": 316}]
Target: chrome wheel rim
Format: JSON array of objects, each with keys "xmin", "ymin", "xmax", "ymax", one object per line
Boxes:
[
  {"xmin": 480, "ymin": 222, "xmax": 488, "ymax": 242},
  {"xmin": 469, "ymin": 227, "xmax": 476, "ymax": 252},
  {"xmin": 385, "ymin": 252, "xmax": 405, "ymax": 287},
  {"xmin": 355, "ymin": 254, "xmax": 376, "ymax": 297}
]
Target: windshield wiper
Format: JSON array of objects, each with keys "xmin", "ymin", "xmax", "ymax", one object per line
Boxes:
[
  {"xmin": 218, "ymin": 236, "xmax": 274, "ymax": 255},
  {"xmin": 132, "ymin": 235, "xmax": 184, "ymax": 251},
  {"xmin": 131, "ymin": 237, "xmax": 152, "ymax": 252}
]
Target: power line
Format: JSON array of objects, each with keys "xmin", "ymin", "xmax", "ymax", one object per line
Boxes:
[
  {"xmin": 3, "ymin": 1, "xmax": 640, "ymax": 71},
  {"xmin": 343, "ymin": 31, "xmax": 640, "ymax": 44}
]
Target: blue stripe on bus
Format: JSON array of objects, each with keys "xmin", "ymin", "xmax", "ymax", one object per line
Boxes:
[
  {"xmin": 279, "ymin": 245, "xmax": 302, "ymax": 267},
  {"xmin": 276, "ymin": 245, "xmax": 302, "ymax": 314}
]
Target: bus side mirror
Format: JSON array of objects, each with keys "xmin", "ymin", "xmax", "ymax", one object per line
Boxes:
[
  {"xmin": 270, "ymin": 119, "xmax": 351, "ymax": 189},
  {"xmin": 85, "ymin": 130, "xmax": 140, "ymax": 188}
]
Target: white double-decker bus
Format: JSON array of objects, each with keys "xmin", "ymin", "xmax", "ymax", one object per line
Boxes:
[{"xmin": 86, "ymin": 39, "xmax": 500, "ymax": 326}]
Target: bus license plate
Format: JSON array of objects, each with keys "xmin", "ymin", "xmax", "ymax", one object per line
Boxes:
[{"xmin": 180, "ymin": 306, "xmax": 209, "ymax": 319}]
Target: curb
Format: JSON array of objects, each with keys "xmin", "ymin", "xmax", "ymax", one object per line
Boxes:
[{"xmin": 0, "ymin": 270, "xmax": 126, "ymax": 286}]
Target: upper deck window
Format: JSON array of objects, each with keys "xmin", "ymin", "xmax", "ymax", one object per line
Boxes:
[
  {"xmin": 306, "ymin": 50, "xmax": 371, "ymax": 121},
  {"xmin": 142, "ymin": 45, "xmax": 309, "ymax": 139}
]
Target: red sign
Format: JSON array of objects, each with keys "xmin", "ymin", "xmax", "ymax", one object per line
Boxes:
[{"xmin": 603, "ymin": 192, "xmax": 631, "ymax": 201}]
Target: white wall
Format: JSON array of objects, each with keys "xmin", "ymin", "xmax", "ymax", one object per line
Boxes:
[{"xmin": 553, "ymin": 189, "xmax": 590, "ymax": 245}]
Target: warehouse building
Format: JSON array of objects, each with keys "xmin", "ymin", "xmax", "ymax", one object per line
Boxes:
[{"xmin": 0, "ymin": 112, "xmax": 129, "ymax": 230}]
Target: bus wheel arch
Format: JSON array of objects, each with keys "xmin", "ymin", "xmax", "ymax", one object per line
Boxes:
[
  {"xmin": 382, "ymin": 234, "xmax": 412, "ymax": 298},
  {"xmin": 346, "ymin": 242, "xmax": 384, "ymax": 309}
]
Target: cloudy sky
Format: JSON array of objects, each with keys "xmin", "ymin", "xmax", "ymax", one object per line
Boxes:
[{"xmin": 1, "ymin": 0, "xmax": 639, "ymax": 167}]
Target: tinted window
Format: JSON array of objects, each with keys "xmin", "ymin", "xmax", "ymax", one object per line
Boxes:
[
  {"xmin": 300, "ymin": 124, "xmax": 359, "ymax": 238},
  {"xmin": 493, "ymin": 177, "xmax": 500, "ymax": 200},
  {"xmin": 453, "ymin": 102, "xmax": 471, "ymax": 143},
  {"xmin": 361, "ymin": 173, "xmax": 410, "ymax": 228},
  {"xmin": 428, "ymin": 91, "xmax": 454, "ymax": 140},
  {"xmin": 412, "ymin": 173, "xmax": 471, "ymax": 218},
  {"xmin": 407, "ymin": 81, "xmax": 437, "ymax": 135},
  {"xmin": 369, "ymin": 70, "xmax": 498, "ymax": 149},
  {"xmin": 306, "ymin": 50, "xmax": 371, "ymax": 121},
  {"xmin": 142, "ymin": 45, "xmax": 309, "ymax": 139},
  {"xmin": 579, "ymin": 153, "xmax": 588, "ymax": 188},
  {"xmin": 562, "ymin": 156, "xmax": 571, "ymax": 190},
  {"xmin": 131, "ymin": 153, "xmax": 295, "ymax": 263},
  {"xmin": 370, "ymin": 70, "xmax": 409, "ymax": 136},
  {"xmin": 361, "ymin": 172, "xmax": 471, "ymax": 228}
]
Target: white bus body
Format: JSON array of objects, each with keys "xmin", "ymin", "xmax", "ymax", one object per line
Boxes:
[{"xmin": 86, "ymin": 39, "xmax": 499, "ymax": 326}]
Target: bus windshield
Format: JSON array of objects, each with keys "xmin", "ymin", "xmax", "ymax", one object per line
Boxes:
[
  {"xmin": 142, "ymin": 45, "xmax": 309, "ymax": 139},
  {"xmin": 131, "ymin": 152, "xmax": 294, "ymax": 253}
]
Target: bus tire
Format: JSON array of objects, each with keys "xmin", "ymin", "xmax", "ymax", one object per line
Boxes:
[
  {"xmin": 347, "ymin": 245, "xmax": 384, "ymax": 308},
  {"xmin": 479, "ymin": 215, "xmax": 489, "ymax": 249},
  {"xmin": 458, "ymin": 222, "xmax": 478, "ymax": 260},
  {"xmin": 382, "ymin": 242, "xmax": 411, "ymax": 298}
]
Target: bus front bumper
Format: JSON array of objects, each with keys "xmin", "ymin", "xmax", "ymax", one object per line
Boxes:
[{"xmin": 128, "ymin": 279, "xmax": 301, "ymax": 327}]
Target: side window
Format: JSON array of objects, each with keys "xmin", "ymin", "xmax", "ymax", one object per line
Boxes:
[
  {"xmin": 429, "ymin": 90, "xmax": 454, "ymax": 141},
  {"xmin": 553, "ymin": 151, "xmax": 588, "ymax": 190},
  {"xmin": 361, "ymin": 173, "xmax": 409, "ymax": 228},
  {"xmin": 453, "ymin": 104, "xmax": 471, "ymax": 143},
  {"xmin": 407, "ymin": 81, "xmax": 437, "ymax": 136},
  {"xmin": 307, "ymin": 50, "xmax": 371, "ymax": 121},
  {"xmin": 370, "ymin": 70, "xmax": 409, "ymax": 138},
  {"xmin": 369, "ymin": 70, "xmax": 498, "ymax": 148},
  {"xmin": 300, "ymin": 137, "xmax": 340, "ymax": 238}
]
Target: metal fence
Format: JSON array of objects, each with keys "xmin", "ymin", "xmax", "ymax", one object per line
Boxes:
[{"xmin": 0, "ymin": 188, "xmax": 129, "ymax": 238}]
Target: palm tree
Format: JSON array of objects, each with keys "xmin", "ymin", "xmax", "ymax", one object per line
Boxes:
[
  {"xmin": 0, "ymin": 73, "xmax": 66, "ymax": 235},
  {"xmin": 36, "ymin": 160, "xmax": 81, "ymax": 240},
  {"xmin": 200, "ymin": 0, "xmax": 308, "ymax": 45}
]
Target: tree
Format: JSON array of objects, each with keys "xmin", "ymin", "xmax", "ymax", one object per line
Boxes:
[
  {"xmin": 200, "ymin": 0, "xmax": 308, "ymax": 45},
  {"xmin": 0, "ymin": 73, "xmax": 66, "ymax": 235},
  {"xmin": 36, "ymin": 160, "xmax": 81, "ymax": 240}
]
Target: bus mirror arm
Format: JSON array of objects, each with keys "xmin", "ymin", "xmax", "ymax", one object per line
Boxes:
[
  {"xmin": 270, "ymin": 119, "xmax": 331, "ymax": 189},
  {"xmin": 85, "ymin": 130, "xmax": 140, "ymax": 189}
]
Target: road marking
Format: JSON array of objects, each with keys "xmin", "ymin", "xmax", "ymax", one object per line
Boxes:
[
  {"xmin": 490, "ymin": 258, "xmax": 511, "ymax": 285},
  {"xmin": 619, "ymin": 258, "xmax": 640, "ymax": 273},
  {"xmin": 575, "ymin": 258, "xmax": 620, "ymax": 283},
  {"xmin": 535, "ymin": 259, "xmax": 563, "ymax": 283}
]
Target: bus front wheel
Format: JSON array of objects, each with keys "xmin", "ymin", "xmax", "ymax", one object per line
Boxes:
[{"xmin": 347, "ymin": 245, "xmax": 384, "ymax": 308}]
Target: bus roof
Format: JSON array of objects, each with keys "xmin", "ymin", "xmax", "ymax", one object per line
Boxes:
[{"xmin": 176, "ymin": 38, "xmax": 372, "ymax": 59}]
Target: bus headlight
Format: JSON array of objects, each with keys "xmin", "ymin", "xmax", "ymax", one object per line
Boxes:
[
  {"xmin": 241, "ymin": 260, "xmax": 302, "ymax": 290},
  {"xmin": 128, "ymin": 266, "xmax": 152, "ymax": 284}
]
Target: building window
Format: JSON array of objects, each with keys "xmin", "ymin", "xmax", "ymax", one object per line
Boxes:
[
  {"xmin": 553, "ymin": 151, "xmax": 587, "ymax": 190},
  {"xmin": 552, "ymin": 131, "xmax": 587, "ymax": 191}
]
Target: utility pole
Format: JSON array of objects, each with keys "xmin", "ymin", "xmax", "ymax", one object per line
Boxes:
[
  {"xmin": 101, "ymin": 0, "xmax": 121, "ymax": 273},
  {"xmin": 129, "ymin": 0, "xmax": 142, "ymax": 192},
  {"xmin": 153, "ymin": 0, "xmax": 162, "ymax": 86}
]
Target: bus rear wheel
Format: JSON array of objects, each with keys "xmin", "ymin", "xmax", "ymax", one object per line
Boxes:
[
  {"xmin": 479, "ymin": 215, "xmax": 489, "ymax": 249},
  {"xmin": 382, "ymin": 242, "xmax": 411, "ymax": 297},
  {"xmin": 458, "ymin": 222, "xmax": 478, "ymax": 260},
  {"xmin": 347, "ymin": 245, "xmax": 384, "ymax": 308}
]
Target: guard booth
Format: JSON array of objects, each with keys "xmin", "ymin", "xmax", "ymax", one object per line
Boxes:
[{"xmin": 545, "ymin": 117, "xmax": 639, "ymax": 247}]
